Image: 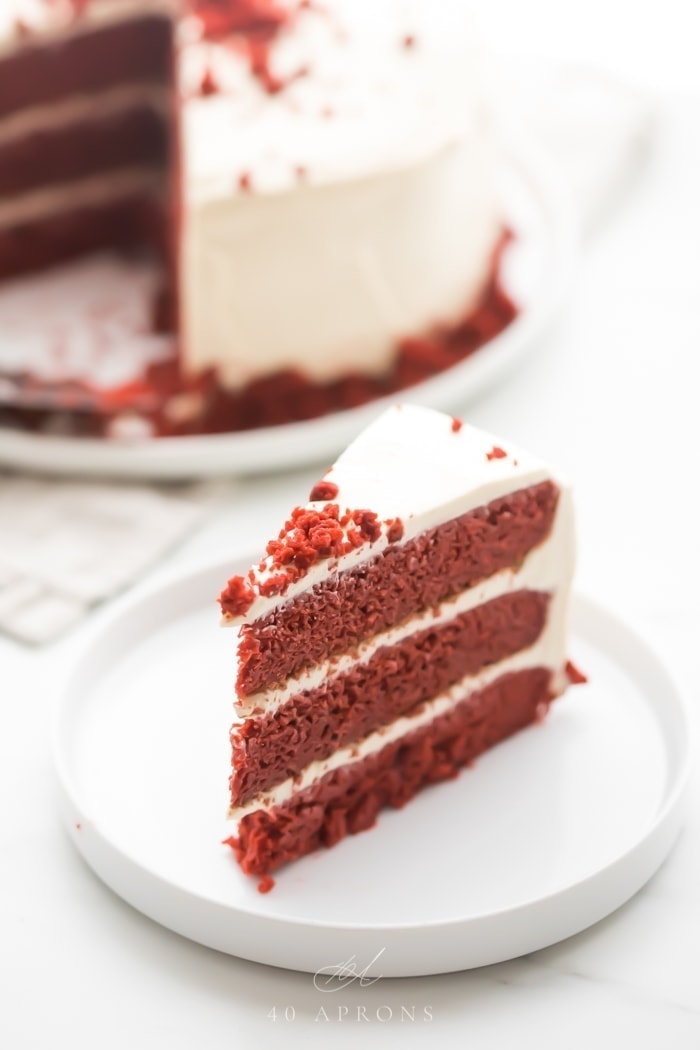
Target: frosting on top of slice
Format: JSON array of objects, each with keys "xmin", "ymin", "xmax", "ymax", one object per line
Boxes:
[{"xmin": 219, "ymin": 404, "xmax": 559, "ymax": 624}]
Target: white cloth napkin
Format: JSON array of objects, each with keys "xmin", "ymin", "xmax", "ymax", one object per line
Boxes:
[
  {"xmin": 0, "ymin": 476, "xmax": 226, "ymax": 643},
  {"xmin": 0, "ymin": 64, "xmax": 655, "ymax": 644}
]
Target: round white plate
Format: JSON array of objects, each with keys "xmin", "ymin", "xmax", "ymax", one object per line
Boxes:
[
  {"xmin": 3, "ymin": 139, "xmax": 576, "ymax": 479},
  {"xmin": 53, "ymin": 558, "xmax": 691, "ymax": 977}
]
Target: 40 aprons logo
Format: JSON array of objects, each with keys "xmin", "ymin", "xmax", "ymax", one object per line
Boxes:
[{"xmin": 266, "ymin": 949, "xmax": 434, "ymax": 1024}]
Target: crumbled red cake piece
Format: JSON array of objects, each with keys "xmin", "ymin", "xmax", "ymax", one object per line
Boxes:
[
  {"xmin": 309, "ymin": 479, "xmax": 339, "ymax": 501},
  {"xmin": 219, "ymin": 502, "xmax": 410, "ymax": 616},
  {"xmin": 192, "ymin": 0, "xmax": 289, "ymax": 41},
  {"xmin": 66, "ymin": 0, "xmax": 91, "ymax": 17},
  {"xmin": 199, "ymin": 66, "xmax": 220, "ymax": 96},
  {"xmin": 257, "ymin": 874, "xmax": 275, "ymax": 893},
  {"xmin": 238, "ymin": 171, "xmax": 253, "ymax": 192},
  {"xmin": 220, "ymin": 575, "xmax": 256, "ymax": 616},
  {"xmin": 402, "ymin": 34, "xmax": 416, "ymax": 49},
  {"xmin": 451, "ymin": 416, "xmax": 463, "ymax": 433},
  {"xmin": 565, "ymin": 660, "xmax": 588, "ymax": 685},
  {"xmin": 385, "ymin": 518, "xmax": 404, "ymax": 543},
  {"xmin": 487, "ymin": 446, "xmax": 507, "ymax": 461}
]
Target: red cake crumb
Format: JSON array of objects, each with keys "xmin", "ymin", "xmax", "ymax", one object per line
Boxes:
[
  {"xmin": 309, "ymin": 479, "xmax": 339, "ymax": 501},
  {"xmin": 199, "ymin": 66, "xmax": 220, "ymax": 96},
  {"xmin": 451, "ymin": 416, "xmax": 463, "ymax": 433},
  {"xmin": 257, "ymin": 874, "xmax": 276, "ymax": 893},
  {"xmin": 385, "ymin": 518, "xmax": 404, "ymax": 543},
  {"xmin": 220, "ymin": 575, "xmax": 256, "ymax": 616},
  {"xmin": 220, "ymin": 502, "xmax": 407, "ymax": 615},
  {"xmin": 487, "ymin": 446, "xmax": 507, "ymax": 461},
  {"xmin": 402, "ymin": 34, "xmax": 416, "ymax": 49},
  {"xmin": 565, "ymin": 660, "xmax": 588, "ymax": 685},
  {"xmin": 238, "ymin": 171, "xmax": 253, "ymax": 192}
]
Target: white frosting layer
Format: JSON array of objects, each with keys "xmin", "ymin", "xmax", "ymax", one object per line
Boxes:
[
  {"xmin": 228, "ymin": 611, "xmax": 570, "ymax": 821},
  {"xmin": 180, "ymin": 1, "xmax": 497, "ymax": 386},
  {"xmin": 225, "ymin": 405, "xmax": 555, "ymax": 627}
]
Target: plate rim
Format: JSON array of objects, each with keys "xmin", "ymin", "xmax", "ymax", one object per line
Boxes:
[
  {"xmin": 2, "ymin": 134, "xmax": 578, "ymax": 480},
  {"xmin": 51, "ymin": 555, "xmax": 693, "ymax": 972}
]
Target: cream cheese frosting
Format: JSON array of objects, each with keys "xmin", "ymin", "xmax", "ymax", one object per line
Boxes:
[{"xmin": 224, "ymin": 404, "xmax": 562, "ymax": 626}]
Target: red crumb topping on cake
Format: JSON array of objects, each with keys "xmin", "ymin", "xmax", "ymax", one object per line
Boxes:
[
  {"xmin": 487, "ymin": 446, "xmax": 507, "ymax": 461},
  {"xmin": 309, "ymin": 479, "xmax": 339, "ymax": 501},
  {"xmin": 191, "ymin": 0, "xmax": 289, "ymax": 42},
  {"xmin": 385, "ymin": 518, "xmax": 404, "ymax": 543},
  {"xmin": 220, "ymin": 575, "xmax": 256, "ymax": 616},
  {"xmin": 565, "ymin": 659, "xmax": 588, "ymax": 685},
  {"xmin": 199, "ymin": 67, "xmax": 220, "ymax": 96},
  {"xmin": 451, "ymin": 417, "xmax": 463, "ymax": 433},
  {"xmin": 219, "ymin": 505, "xmax": 405, "ymax": 616}
]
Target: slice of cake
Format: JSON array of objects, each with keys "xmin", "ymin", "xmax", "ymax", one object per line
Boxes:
[{"xmin": 220, "ymin": 405, "xmax": 578, "ymax": 881}]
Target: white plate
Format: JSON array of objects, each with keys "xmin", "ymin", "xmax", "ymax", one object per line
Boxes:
[
  {"xmin": 53, "ymin": 558, "xmax": 692, "ymax": 977},
  {"xmin": 3, "ymin": 139, "xmax": 576, "ymax": 479}
]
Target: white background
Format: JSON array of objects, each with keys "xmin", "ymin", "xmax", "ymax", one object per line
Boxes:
[{"xmin": 2, "ymin": 1, "xmax": 700, "ymax": 1047}]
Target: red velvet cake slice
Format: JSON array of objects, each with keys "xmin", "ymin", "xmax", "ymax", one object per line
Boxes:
[{"xmin": 220, "ymin": 404, "xmax": 577, "ymax": 879}]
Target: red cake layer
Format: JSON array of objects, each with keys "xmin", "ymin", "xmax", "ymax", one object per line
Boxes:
[
  {"xmin": 226, "ymin": 666, "xmax": 554, "ymax": 875},
  {"xmin": 0, "ymin": 16, "xmax": 173, "ymax": 120},
  {"xmin": 230, "ymin": 589, "xmax": 550, "ymax": 805},
  {"xmin": 0, "ymin": 194, "xmax": 170, "ymax": 281},
  {"xmin": 233, "ymin": 481, "xmax": 559, "ymax": 697},
  {"xmin": 0, "ymin": 105, "xmax": 170, "ymax": 197}
]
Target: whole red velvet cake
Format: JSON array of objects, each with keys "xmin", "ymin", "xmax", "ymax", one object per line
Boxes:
[
  {"xmin": 220, "ymin": 405, "xmax": 581, "ymax": 884},
  {"xmin": 0, "ymin": 0, "xmax": 516, "ymax": 437}
]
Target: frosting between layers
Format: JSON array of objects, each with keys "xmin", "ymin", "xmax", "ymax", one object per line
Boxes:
[
  {"xmin": 0, "ymin": 82, "xmax": 170, "ymax": 146},
  {"xmin": 234, "ymin": 484, "xmax": 573, "ymax": 717},
  {"xmin": 228, "ymin": 612, "xmax": 568, "ymax": 821},
  {"xmin": 0, "ymin": 168, "xmax": 166, "ymax": 228}
]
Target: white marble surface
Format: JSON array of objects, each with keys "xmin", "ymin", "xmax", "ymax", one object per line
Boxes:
[{"xmin": 2, "ymin": 93, "xmax": 700, "ymax": 1048}]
